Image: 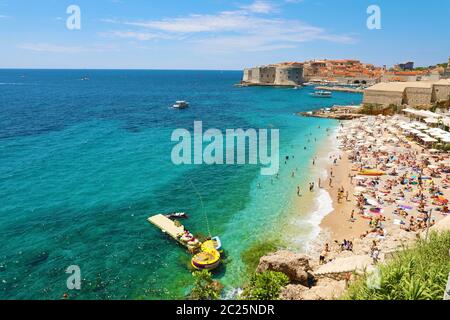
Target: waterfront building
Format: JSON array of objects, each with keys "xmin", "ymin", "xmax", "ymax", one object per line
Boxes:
[
  {"xmin": 242, "ymin": 62, "xmax": 304, "ymax": 86},
  {"xmin": 363, "ymin": 79, "xmax": 450, "ymax": 107}
]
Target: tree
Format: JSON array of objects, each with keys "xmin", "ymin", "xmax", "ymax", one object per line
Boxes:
[
  {"xmin": 241, "ymin": 271, "xmax": 289, "ymax": 300},
  {"xmin": 190, "ymin": 270, "xmax": 223, "ymax": 300}
]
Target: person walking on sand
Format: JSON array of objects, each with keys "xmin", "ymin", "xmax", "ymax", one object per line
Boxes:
[
  {"xmin": 329, "ymin": 177, "xmax": 333, "ymax": 188},
  {"xmin": 318, "ymin": 178, "xmax": 321, "ymax": 188},
  {"xmin": 319, "ymin": 243, "xmax": 329, "ymax": 265},
  {"xmin": 346, "ymin": 191, "xmax": 349, "ymax": 201}
]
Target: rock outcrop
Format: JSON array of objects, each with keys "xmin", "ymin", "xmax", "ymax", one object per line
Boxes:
[
  {"xmin": 430, "ymin": 215, "xmax": 450, "ymax": 233},
  {"xmin": 256, "ymin": 250, "xmax": 311, "ymax": 286},
  {"xmin": 280, "ymin": 279, "xmax": 346, "ymax": 300}
]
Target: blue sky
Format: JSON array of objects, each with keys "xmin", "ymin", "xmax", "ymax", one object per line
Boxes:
[{"xmin": 0, "ymin": 0, "xmax": 449, "ymax": 69}]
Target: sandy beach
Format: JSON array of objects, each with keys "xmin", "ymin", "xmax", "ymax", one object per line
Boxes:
[
  {"xmin": 320, "ymin": 147, "xmax": 368, "ymax": 241},
  {"xmin": 301, "ymin": 115, "xmax": 450, "ymax": 263}
]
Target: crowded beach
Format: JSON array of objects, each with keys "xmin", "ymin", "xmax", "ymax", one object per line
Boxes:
[{"xmin": 317, "ymin": 114, "xmax": 450, "ymax": 266}]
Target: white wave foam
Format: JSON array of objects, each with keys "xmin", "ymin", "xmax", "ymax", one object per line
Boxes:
[{"xmin": 308, "ymin": 188, "xmax": 334, "ymax": 235}]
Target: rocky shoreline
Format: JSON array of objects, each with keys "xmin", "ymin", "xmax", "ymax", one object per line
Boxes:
[
  {"xmin": 256, "ymin": 216, "xmax": 449, "ymax": 300},
  {"xmin": 298, "ymin": 105, "xmax": 364, "ymax": 120}
]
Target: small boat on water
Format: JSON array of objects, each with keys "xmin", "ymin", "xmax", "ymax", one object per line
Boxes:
[
  {"xmin": 310, "ymin": 90, "xmax": 332, "ymax": 98},
  {"xmin": 165, "ymin": 212, "xmax": 189, "ymax": 220},
  {"xmin": 172, "ymin": 101, "xmax": 189, "ymax": 109},
  {"xmin": 211, "ymin": 236, "xmax": 222, "ymax": 250}
]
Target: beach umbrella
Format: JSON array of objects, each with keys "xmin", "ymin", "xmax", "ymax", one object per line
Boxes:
[{"xmin": 424, "ymin": 118, "xmax": 438, "ymax": 124}]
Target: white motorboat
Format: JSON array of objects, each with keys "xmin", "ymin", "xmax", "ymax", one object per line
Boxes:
[
  {"xmin": 173, "ymin": 101, "xmax": 189, "ymax": 109},
  {"xmin": 310, "ymin": 90, "xmax": 332, "ymax": 98},
  {"xmin": 211, "ymin": 236, "xmax": 222, "ymax": 250},
  {"xmin": 165, "ymin": 212, "xmax": 189, "ymax": 219}
]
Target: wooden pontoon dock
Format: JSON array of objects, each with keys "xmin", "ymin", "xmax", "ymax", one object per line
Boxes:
[{"xmin": 148, "ymin": 214, "xmax": 186, "ymax": 247}]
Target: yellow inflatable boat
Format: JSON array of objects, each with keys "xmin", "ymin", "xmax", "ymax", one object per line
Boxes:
[{"xmin": 191, "ymin": 240, "xmax": 221, "ymax": 271}]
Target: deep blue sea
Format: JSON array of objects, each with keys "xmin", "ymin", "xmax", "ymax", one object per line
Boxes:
[{"xmin": 0, "ymin": 70, "xmax": 362, "ymax": 299}]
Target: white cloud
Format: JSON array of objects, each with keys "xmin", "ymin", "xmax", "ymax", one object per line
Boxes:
[
  {"xmin": 285, "ymin": 0, "xmax": 304, "ymax": 3},
  {"xmin": 121, "ymin": 12, "xmax": 254, "ymax": 33},
  {"xmin": 100, "ymin": 4, "xmax": 355, "ymax": 52},
  {"xmin": 18, "ymin": 43, "xmax": 117, "ymax": 54},
  {"xmin": 100, "ymin": 30, "xmax": 165, "ymax": 41},
  {"xmin": 240, "ymin": 1, "xmax": 276, "ymax": 14}
]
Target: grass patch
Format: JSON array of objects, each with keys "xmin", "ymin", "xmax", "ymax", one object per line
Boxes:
[
  {"xmin": 241, "ymin": 239, "xmax": 283, "ymax": 273},
  {"xmin": 344, "ymin": 231, "xmax": 450, "ymax": 300}
]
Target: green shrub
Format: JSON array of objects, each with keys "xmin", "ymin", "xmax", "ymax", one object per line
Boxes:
[
  {"xmin": 344, "ymin": 231, "xmax": 450, "ymax": 300},
  {"xmin": 190, "ymin": 270, "xmax": 223, "ymax": 300},
  {"xmin": 241, "ymin": 271, "xmax": 289, "ymax": 300}
]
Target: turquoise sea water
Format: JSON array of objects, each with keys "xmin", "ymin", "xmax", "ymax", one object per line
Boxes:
[{"xmin": 0, "ymin": 70, "xmax": 362, "ymax": 299}]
